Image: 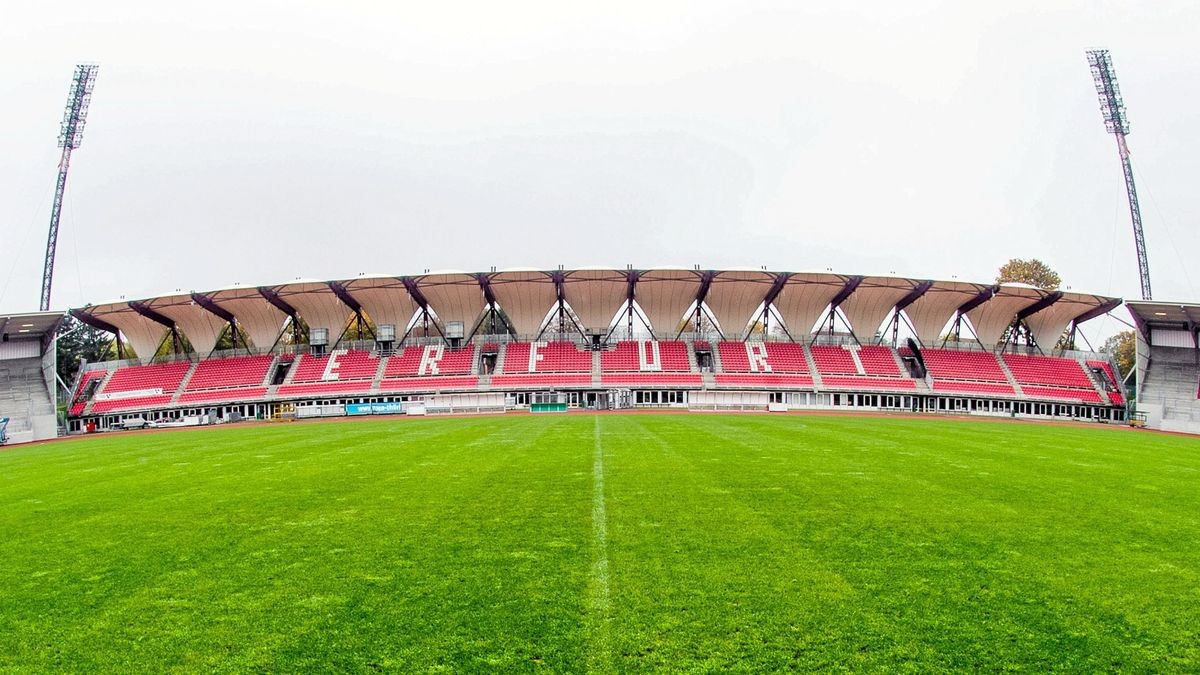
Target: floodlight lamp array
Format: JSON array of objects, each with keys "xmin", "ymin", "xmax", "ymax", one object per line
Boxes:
[
  {"xmin": 57, "ymin": 64, "xmax": 99, "ymax": 150},
  {"xmin": 1086, "ymin": 50, "xmax": 1129, "ymax": 136}
]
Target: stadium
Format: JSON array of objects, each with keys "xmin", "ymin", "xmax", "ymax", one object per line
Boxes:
[
  {"xmin": 47, "ymin": 268, "xmax": 1133, "ymax": 429},
  {"xmin": 4, "ymin": 6, "xmax": 1200, "ymax": 672}
]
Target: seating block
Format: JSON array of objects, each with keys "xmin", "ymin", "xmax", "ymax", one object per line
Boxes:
[
  {"xmin": 1004, "ymin": 354, "xmax": 1093, "ymax": 388},
  {"xmin": 601, "ymin": 341, "xmax": 691, "ymax": 372},
  {"xmin": 921, "ymin": 349, "xmax": 1007, "ymax": 382},
  {"xmin": 385, "ymin": 345, "xmax": 475, "ymax": 377},
  {"xmin": 185, "ymin": 355, "xmax": 274, "ymax": 391},
  {"xmin": 291, "ymin": 349, "xmax": 379, "ymax": 382},
  {"xmin": 102, "ymin": 362, "xmax": 191, "ymax": 395},
  {"xmin": 501, "ymin": 342, "xmax": 591, "ymax": 373}
]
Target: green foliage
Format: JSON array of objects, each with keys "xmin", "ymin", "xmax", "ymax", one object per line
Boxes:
[
  {"xmin": 342, "ymin": 315, "xmax": 377, "ymax": 342},
  {"xmin": 997, "ymin": 258, "xmax": 1062, "ymax": 290},
  {"xmin": 213, "ymin": 323, "xmax": 254, "ymax": 352},
  {"xmin": 153, "ymin": 330, "xmax": 193, "ymax": 359},
  {"xmin": 54, "ymin": 316, "xmax": 119, "ymax": 385},
  {"xmin": 1, "ymin": 415, "xmax": 1198, "ymax": 670},
  {"xmin": 1102, "ymin": 329, "xmax": 1136, "ymax": 380}
]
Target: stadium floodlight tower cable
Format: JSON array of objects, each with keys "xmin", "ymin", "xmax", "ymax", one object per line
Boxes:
[
  {"xmin": 1086, "ymin": 49, "xmax": 1151, "ymax": 301},
  {"xmin": 39, "ymin": 64, "xmax": 99, "ymax": 312}
]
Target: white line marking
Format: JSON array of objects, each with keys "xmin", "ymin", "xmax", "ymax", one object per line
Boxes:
[{"xmin": 589, "ymin": 415, "xmax": 613, "ymax": 672}]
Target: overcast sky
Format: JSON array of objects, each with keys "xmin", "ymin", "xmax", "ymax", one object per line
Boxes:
[{"xmin": 2, "ymin": 1, "xmax": 1198, "ymax": 344}]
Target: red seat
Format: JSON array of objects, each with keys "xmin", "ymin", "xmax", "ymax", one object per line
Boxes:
[
  {"xmin": 101, "ymin": 362, "xmax": 191, "ymax": 395},
  {"xmin": 1021, "ymin": 386, "xmax": 1103, "ymax": 404},
  {"xmin": 920, "ymin": 349, "xmax": 1007, "ymax": 382},
  {"xmin": 69, "ymin": 370, "xmax": 108, "ymax": 415},
  {"xmin": 601, "ymin": 373, "xmax": 702, "ymax": 387},
  {"xmin": 490, "ymin": 373, "xmax": 592, "ymax": 388},
  {"xmin": 290, "ymin": 349, "xmax": 379, "ymax": 382},
  {"xmin": 856, "ymin": 346, "xmax": 902, "ymax": 376},
  {"xmin": 178, "ymin": 388, "xmax": 269, "ymax": 404},
  {"xmin": 90, "ymin": 395, "xmax": 174, "ymax": 414},
  {"xmin": 931, "ymin": 381, "xmax": 1015, "ymax": 396},
  {"xmin": 380, "ymin": 376, "xmax": 479, "ymax": 391},
  {"xmin": 821, "ymin": 376, "xmax": 916, "ymax": 391},
  {"xmin": 1003, "ymin": 354, "xmax": 1093, "ymax": 388},
  {"xmin": 809, "ymin": 346, "xmax": 859, "ymax": 374},
  {"xmin": 384, "ymin": 345, "xmax": 475, "ymax": 378},
  {"xmin": 718, "ymin": 342, "xmax": 808, "ymax": 373},
  {"xmin": 276, "ymin": 381, "xmax": 373, "ymax": 396},
  {"xmin": 501, "ymin": 342, "xmax": 591, "ymax": 373},
  {"xmin": 714, "ymin": 374, "xmax": 814, "ymax": 388},
  {"xmin": 185, "ymin": 355, "xmax": 274, "ymax": 391},
  {"xmin": 600, "ymin": 341, "xmax": 691, "ymax": 372}
]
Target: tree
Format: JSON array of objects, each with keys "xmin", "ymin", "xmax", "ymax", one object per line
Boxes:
[
  {"xmin": 54, "ymin": 316, "xmax": 119, "ymax": 386},
  {"xmin": 997, "ymin": 258, "xmax": 1062, "ymax": 291},
  {"xmin": 1101, "ymin": 330, "xmax": 1136, "ymax": 380}
]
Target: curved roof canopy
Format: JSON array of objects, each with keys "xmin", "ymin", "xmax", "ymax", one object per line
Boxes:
[
  {"xmin": 487, "ymin": 270, "xmax": 558, "ymax": 336},
  {"xmin": 203, "ymin": 285, "xmax": 289, "ymax": 350},
  {"xmin": 703, "ymin": 270, "xmax": 776, "ymax": 335},
  {"xmin": 964, "ymin": 284, "xmax": 1044, "ymax": 346},
  {"xmin": 71, "ymin": 269, "xmax": 1121, "ymax": 359},
  {"xmin": 633, "ymin": 268, "xmax": 704, "ymax": 337},
  {"xmin": 770, "ymin": 272, "xmax": 849, "ymax": 336},
  {"xmin": 342, "ymin": 276, "xmax": 420, "ymax": 333},
  {"xmin": 413, "ymin": 272, "xmax": 485, "ymax": 332},
  {"xmin": 144, "ymin": 293, "xmax": 228, "ymax": 356},
  {"xmin": 272, "ymin": 281, "xmax": 353, "ymax": 337},
  {"xmin": 838, "ymin": 276, "xmax": 919, "ymax": 341},
  {"xmin": 901, "ymin": 280, "xmax": 988, "ymax": 346},
  {"xmin": 560, "ymin": 269, "xmax": 631, "ymax": 333}
]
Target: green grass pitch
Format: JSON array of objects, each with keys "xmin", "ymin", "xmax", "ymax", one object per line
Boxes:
[{"xmin": 2, "ymin": 413, "xmax": 1199, "ymax": 671}]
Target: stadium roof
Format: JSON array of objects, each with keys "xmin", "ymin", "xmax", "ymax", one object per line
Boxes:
[
  {"xmin": 69, "ymin": 269, "xmax": 1122, "ymax": 359},
  {"xmin": 1125, "ymin": 300, "xmax": 1200, "ymax": 338},
  {"xmin": 0, "ymin": 310, "xmax": 64, "ymax": 342}
]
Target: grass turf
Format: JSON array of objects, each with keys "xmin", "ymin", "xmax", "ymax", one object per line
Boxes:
[{"xmin": 1, "ymin": 414, "xmax": 1198, "ymax": 671}]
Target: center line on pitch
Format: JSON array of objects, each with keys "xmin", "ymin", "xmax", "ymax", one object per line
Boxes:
[{"xmin": 588, "ymin": 415, "xmax": 613, "ymax": 672}]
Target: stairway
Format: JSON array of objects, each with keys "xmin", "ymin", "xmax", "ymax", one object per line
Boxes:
[
  {"xmin": 890, "ymin": 346, "xmax": 929, "ymax": 393},
  {"xmin": 800, "ymin": 343, "xmax": 824, "ymax": 389},
  {"xmin": 494, "ymin": 343, "xmax": 508, "ymax": 375},
  {"xmin": 281, "ymin": 356, "xmax": 300, "ymax": 385},
  {"xmin": 686, "ymin": 341, "xmax": 701, "ymax": 372},
  {"xmin": 81, "ymin": 369, "xmax": 113, "ymax": 416},
  {"xmin": 371, "ymin": 354, "xmax": 390, "ymax": 394},
  {"xmin": 710, "ymin": 343, "xmax": 724, "ymax": 373},
  {"xmin": 260, "ymin": 355, "xmax": 281, "ymax": 387},
  {"xmin": 1079, "ymin": 357, "xmax": 1116, "ymax": 403},
  {"xmin": 169, "ymin": 361, "xmax": 200, "ymax": 405},
  {"xmin": 592, "ymin": 350, "xmax": 602, "ymax": 388},
  {"xmin": 994, "ymin": 352, "xmax": 1025, "ymax": 397}
]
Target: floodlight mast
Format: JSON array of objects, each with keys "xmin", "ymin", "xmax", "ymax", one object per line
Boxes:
[
  {"xmin": 39, "ymin": 64, "xmax": 99, "ymax": 311},
  {"xmin": 1086, "ymin": 49, "xmax": 1151, "ymax": 301}
]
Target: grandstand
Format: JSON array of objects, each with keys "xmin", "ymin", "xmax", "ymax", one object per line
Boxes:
[
  {"xmin": 1127, "ymin": 301, "xmax": 1200, "ymax": 433},
  {"xmin": 53, "ymin": 268, "xmax": 1136, "ymax": 431},
  {"xmin": 0, "ymin": 311, "xmax": 63, "ymax": 444}
]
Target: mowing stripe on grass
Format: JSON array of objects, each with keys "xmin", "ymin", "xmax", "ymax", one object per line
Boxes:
[{"xmin": 587, "ymin": 415, "xmax": 613, "ymax": 673}]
